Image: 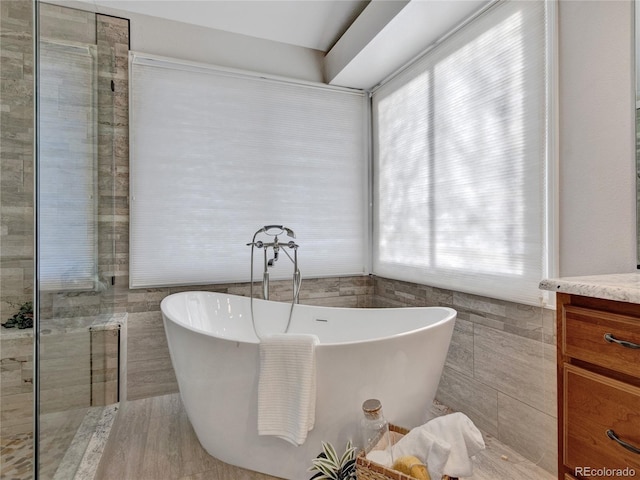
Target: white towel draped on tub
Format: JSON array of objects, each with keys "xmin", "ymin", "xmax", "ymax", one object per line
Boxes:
[{"xmin": 257, "ymin": 333, "xmax": 319, "ymax": 446}]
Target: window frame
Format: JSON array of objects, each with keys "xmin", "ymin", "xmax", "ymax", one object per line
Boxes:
[{"xmin": 369, "ymin": 0, "xmax": 556, "ymax": 306}]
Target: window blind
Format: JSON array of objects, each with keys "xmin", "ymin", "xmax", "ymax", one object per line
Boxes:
[
  {"xmin": 129, "ymin": 54, "xmax": 368, "ymax": 288},
  {"xmin": 39, "ymin": 41, "xmax": 97, "ymax": 291},
  {"xmin": 372, "ymin": 0, "xmax": 548, "ymax": 305}
]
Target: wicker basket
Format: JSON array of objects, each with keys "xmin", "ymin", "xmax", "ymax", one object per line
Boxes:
[{"xmin": 355, "ymin": 424, "xmax": 456, "ymax": 480}]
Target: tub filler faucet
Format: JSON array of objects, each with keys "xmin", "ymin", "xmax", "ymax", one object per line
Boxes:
[{"xmin": 247, "ymin": 225, "xmax": 301, "ymax": 336}]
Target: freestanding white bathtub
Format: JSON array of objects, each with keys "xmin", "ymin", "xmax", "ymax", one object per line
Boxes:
[{"xmin": 161, "ymin": 291, "xmax": 456, "ymax": 480}]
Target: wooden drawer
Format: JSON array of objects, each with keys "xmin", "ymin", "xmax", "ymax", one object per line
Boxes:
[
  {"xmin": 564, "ymin": 364, "xmax": 640, "ymax": 477},
  {"xmin": 562, "ymin": 305, "xmax": 640, "ymax": 377}
]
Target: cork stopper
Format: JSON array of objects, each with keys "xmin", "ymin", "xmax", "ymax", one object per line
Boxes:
[{"xmin": 362, "ymin": 398, "xmax": 382, "ymax": 419}]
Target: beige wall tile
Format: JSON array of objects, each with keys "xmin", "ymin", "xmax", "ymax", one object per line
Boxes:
[
  {"xmin": 473, "ymin": 324, "xmax": 555, "ymax": 416},
  {"xmin": 435, "ymin": 366, "xmax": 499, "ymax": 437},
  {"xmin": 0, "ymin": 392, "xmax": 34, "ymax": 434},
  {"xmin": 444, "ymin": 317, "xmax": 474, "ymax": 374},
  {"xmin": 39, "ymin": 3, "xmax": 96, "ymax": 44},
  {"xmin": 497, "ymin": 392, "xmax": 557, "ymax": 475},
  {"xmin": 0, "ymin": 0, "xmax": 34, "ymax": 324}
]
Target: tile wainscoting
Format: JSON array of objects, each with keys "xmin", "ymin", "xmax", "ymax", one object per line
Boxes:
[
  {"xmin": 372, "ymin": 277, "xmax": 557, "ymax": 475},
  {"xmin": 124, "ymin": 275, "xmax": 374, "ymax": 400}
]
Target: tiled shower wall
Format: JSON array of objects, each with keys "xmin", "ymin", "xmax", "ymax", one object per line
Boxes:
[
  {"xmin": 1, "ymin": 0, "xmax": 35, "ymax": 443},
  {"xmin": 0, "ymin": 0, "xmax": 34, "ymax": 330},
  {"xmin": 37, "ymin": 4, "xmax": 130, "ymax": 321}
]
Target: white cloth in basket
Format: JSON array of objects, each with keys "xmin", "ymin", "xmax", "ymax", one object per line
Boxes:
[
  {"xmin": 257, "ymin": 333, "xmax": 319, "ymax": 446},
  {"xmin": 422, "ymin": 412, "xmax": 485, "ymax": 477},
  {"xmin": 392, "ymin": 412, "xmax": 484, "ymax": 478},
  {"xmin": 391, "ymin": 426, "xmax": 451, "ymax": 479}
]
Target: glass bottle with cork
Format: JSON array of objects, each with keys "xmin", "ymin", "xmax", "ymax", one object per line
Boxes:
[{"xmin": 360, "ymin": 398, "xmax": 394, "ymax": 466}]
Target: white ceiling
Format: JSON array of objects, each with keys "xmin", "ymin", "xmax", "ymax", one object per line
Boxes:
[
  {"xmin": 70, "ymin": 0, "xmax": 491, "ymax": 88},
  {"xmin": 75, "ymin": 0, "xmax": 371, "ymax": 52},
  {"xmin": 326, "ymin": 0, "xmax": 489, "ymax": 88}
]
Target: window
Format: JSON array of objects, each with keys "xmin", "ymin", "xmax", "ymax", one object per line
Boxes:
[
  {"xmin": 372, "ymin": 0, "xmax": 549, "ymax": 305},
  {"xmin": 39, "ymin": 41, "xmax": 97, "ymax": 291},
  {"xmin": 129, "ymin": 54, "xmax": 368, "ymax": 288}
]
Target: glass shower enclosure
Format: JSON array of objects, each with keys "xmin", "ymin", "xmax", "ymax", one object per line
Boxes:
[{"xmin": 0, "ymin": 2, "xmax": 127, "ymax": 478}]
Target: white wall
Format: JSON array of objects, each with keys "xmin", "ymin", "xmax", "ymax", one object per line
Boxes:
[
  {"xmin": 558, "ymin": 0, "xmax": 636, "ymax": 276},
  {"xmin": 123, "ymin": 0, "xmax": 640, "ymax": 278},
  {"xmin": 45, "ymin": 1, "xmax": 325, "ymax": 83},
  {"xmin": 46, "ymin": 0, "xmax": 640, "ymax": 277},
  {"xmin": 125, "ymin": 12, "xmax": 325, "ymax": 83}
]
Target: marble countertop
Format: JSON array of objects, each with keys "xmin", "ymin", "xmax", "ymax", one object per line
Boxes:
[{"xmin": 539, "ymin": 272, "xmax": 640, "ymax": 304}]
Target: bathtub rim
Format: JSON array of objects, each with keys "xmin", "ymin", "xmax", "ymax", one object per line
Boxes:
[{"xmin": 160, "ymin": 290, "xmax": 457, "ymax": 347}]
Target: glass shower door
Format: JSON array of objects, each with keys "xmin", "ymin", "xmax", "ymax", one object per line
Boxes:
[{"xmin": 36, "ymin": 4, "xmax": 121, "ymax": 478}]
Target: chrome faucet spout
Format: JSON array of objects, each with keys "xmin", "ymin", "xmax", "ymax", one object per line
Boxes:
[
  {"xmin": 267, "ymin": 236, "xmax": 279, "ymax": 266},
  {"xmin": 267, "ymin": 251, "xmax": 279, "ymax": 267}
]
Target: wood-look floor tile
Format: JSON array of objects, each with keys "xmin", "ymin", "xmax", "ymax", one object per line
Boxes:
[
  {"xmin": 97, "ymin": 393, "xmax": 554, "ymax": 480},
  {"xmin": 140, "ymin": 413, "xmax": 182, "ymax": 479},
  {"xmin": 177, "ymin": 408, "xmax": 219, "ymax": 477},
  {"xmin": 178, "ymin": 470, "xmax": 218, "ymax": 480},
  {"xmin": 459, "ymin": 433, "xmax": 553, "ymax": 480}
]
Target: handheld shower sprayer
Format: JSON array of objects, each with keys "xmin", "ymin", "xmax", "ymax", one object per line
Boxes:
[{"xmin": 260, "ymin": 225, "xmax": 296, "ymax": 238}]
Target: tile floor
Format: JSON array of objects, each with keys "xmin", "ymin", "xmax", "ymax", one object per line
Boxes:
[
  {"xmin": 0, "ymin": 432, "xmax": 33, "ymax": 480},
  {"xmin": 0, "ymin": 405, "xmax": 115, "ymax": 480},
  {"xmin": 1, "ymin": 394, "xmax": 556, "ymax": 480},
  {"xmin": 0, "ymin": 406, "xmax": 87, "ymax": 480},
  {"xmin": 96, "ymin": 394, "xmax": 556, "ymax": 480}
]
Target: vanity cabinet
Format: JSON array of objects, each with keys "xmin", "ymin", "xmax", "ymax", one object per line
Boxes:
[{"xmin": 556, "ymin": 293, "xmax": 640, "ymax": 480}]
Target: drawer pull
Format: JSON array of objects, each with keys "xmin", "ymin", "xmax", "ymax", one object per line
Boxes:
[
  {"xmin": 606, "ymin": 429, "xmax": 640, "ymax": 455},
  {"xmin": 603, "ymin": 333, "xmax": 640, "ymax": 349}
]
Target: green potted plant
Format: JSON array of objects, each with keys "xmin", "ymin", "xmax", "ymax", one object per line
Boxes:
[
  {"xmin": 308, "ymin": 440, "xmax": 357, "ymax": 480},
  {"xmin": 2, "ymin": 301, "xmax": 34, "ymax": 329}
]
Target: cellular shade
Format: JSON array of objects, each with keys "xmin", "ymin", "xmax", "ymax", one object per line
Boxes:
[
  {"xmin": 129, "ymin": 54, "xmax": 368, "ymax": 288},
  {"xmin": 372, "ymin": 0, "xmax": 548, "ymax": 305}
]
